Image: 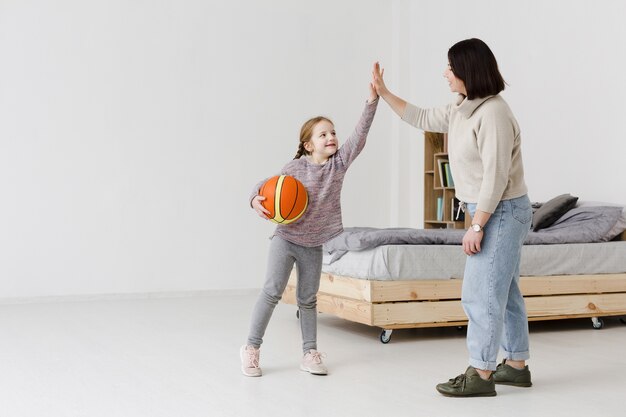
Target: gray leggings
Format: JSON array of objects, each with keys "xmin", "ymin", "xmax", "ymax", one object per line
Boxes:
[{"xmin": 246, "ymin": 235, "xmax": 323, "ymax": 353}]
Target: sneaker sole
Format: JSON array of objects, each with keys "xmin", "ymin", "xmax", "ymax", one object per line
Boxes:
[
  {"xmin": 300, "ymin": 365, "xmax": 327, "ymax": 375},
  {"xmin": 495, "ymin": 381, "xmax": 532, "ymax": 387},
  {"xmin": 436, "ymin": 389, "xmax": 497, "ymax": 397},
  {"xmin": 241, "ymin": 368, "xmax": 262, "ymax": 377}
]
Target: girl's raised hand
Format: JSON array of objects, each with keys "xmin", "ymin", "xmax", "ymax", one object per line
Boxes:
[
  {"xmin": 368, "ymin": 80, "xmax": 378, "ymax": 103},
  {"xmin": 252, "ymin": 195, "xmax": 271, "ymax": 220}
]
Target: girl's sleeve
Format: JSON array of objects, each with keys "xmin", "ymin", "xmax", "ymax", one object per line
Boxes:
[
  {"xmin": 249, "ymin": 178, "xmax": 268, "ymax": 207},
  {"xmin": 336, "ymin": 98, "xmax": 379, "ymax": 168},
  {"xmin": 402, "ymin": 102, "xmax": 451, "ymax": 133},
  {"xmin": 248, "ymin": 162, "xmax": 294, "ymax": 207}
]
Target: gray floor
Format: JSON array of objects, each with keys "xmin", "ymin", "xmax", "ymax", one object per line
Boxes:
[{"xmin": 1, "ymin": 290, "xmax": 625, "ymax": 417}]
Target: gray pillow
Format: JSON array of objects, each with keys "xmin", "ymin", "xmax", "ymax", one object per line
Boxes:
[{"xmin": 532, "ymin": 194, "xmax": 579, "ymax": 231}]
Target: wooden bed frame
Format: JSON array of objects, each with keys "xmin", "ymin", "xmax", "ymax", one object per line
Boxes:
[{"xmin": 281, "ymin": 231, "xmax": 626, "ymax": 343}]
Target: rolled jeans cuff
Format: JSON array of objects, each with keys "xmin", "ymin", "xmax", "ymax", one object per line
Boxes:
[
  {"xmin": 503, "ymin": 350, "xmax": 530, "ymax": 362},
  {"xmin": 469, "ymin": 358, "xmax": 499, "ymax": 372}
]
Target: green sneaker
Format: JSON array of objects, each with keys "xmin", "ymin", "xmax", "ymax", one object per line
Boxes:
[
  {"xmin": 436, "ymin": 366, "xmax": 497, "ymax": 397},
  {"xmin": 493, "ymin": 360, "xmax": 532, "ymax": 387}
]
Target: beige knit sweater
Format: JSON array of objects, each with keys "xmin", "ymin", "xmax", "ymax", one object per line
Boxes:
[{"xmin": 402, "ymin": 94, "xmax": 528, "ymax": 213}]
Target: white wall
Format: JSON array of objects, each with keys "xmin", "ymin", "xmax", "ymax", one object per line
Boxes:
[
  {"xmin": 392, "ymin": 0, "xmax": 626, "ymax": 227},
  {"xmin": 0, "ymin": 0, "xmax": 392, "ymax": 298},
  {"xmin": 2, "ymin": 0, "xmax": 624, "ymax": 299}
]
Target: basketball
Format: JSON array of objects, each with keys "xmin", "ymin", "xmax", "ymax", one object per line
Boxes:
[{"xmin": 259, "ymin": 175, "xmax": 308, "ymax": 224}]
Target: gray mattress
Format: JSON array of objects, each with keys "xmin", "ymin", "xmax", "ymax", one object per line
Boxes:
[{"xmin": 321, "ymin": 241, "xmax": 626, "ymax": 281}]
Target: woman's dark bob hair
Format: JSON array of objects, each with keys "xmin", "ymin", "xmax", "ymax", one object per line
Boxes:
[{"xmin": 448, "ymin": 38, "xmax": 505, "ymax": 100}]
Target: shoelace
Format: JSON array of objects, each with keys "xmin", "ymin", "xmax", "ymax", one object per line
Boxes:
[
  {"xmin": 244, "ymin": 348, "xmax": 259, "ymax": 367},
  {"xmin": 449, "ymin": 373, "xmax": 467, "ymax": 388},
  {"xmin": 307, "ymin": 351, "xmax": 325, "ymax": 364}
]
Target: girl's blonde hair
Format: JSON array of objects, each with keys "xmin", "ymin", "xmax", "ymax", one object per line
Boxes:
[{"xmin": 293, "ymin": 116, "xmax": 333, "ymax": 159}]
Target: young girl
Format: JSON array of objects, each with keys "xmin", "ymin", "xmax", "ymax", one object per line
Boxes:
[{"xmin": 241, "ymin": 75, "xmax": 379, "ymax": 377}]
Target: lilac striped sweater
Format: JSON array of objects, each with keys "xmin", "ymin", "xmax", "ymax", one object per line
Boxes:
[{"xmin": 251, "ymin": 99, "xmax": 378, "ymax": 247}]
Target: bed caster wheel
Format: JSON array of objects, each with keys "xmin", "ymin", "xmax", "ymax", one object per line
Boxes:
[
  {"xmin": 380, "ymin": 329, "xmax": 393, "ymax": 344},
  {"xmin": 591, "ymin": 317, "xmax": 604, "ymax": 329}
]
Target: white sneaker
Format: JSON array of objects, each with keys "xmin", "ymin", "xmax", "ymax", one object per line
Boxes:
[
  {"xmin": 240, "ymin": 345, "xmax": 262, "ymax": 377},
  {"xmin": 300, "ymin": 349, "xmax": 328, "ymax": 375}
]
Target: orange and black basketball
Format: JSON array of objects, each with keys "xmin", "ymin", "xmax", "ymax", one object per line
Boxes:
[{"xmin": 259, "ymin": 175, "xmax": 308, "ymax": 224}]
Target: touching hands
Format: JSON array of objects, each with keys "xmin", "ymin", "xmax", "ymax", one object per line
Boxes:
[
  {"xmin": 371, "ymin": 61, "xmax": 389, "ymax": 97},
  {"xmin": 252, "ymin": 195, "xmax": 270, "ymax": 220}
]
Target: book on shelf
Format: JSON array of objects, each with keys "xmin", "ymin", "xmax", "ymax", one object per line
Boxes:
[
  {"xmin": 437, "ymin": 197, "xmax": 443, "ymax": 221},
  {"xmin": 437, "ymin": 159, "xmax": 448, "ymax": 187},
  {"xmin": 444, "ymin": 162, "xmax": 454, "ymax": 187},
  {"xmin": 451, "ymin": 197, "xmax": 464, "ymax": 222}
]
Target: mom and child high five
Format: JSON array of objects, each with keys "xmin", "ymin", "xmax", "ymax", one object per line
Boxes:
[{"xmin": 243, "ymin": 37, "xmax": 532, "ymax": 398}]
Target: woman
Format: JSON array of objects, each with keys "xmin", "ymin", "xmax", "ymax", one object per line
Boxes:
[{"xmin": 372, "ymin": 39, "xmax": 533, "ymax": 397}]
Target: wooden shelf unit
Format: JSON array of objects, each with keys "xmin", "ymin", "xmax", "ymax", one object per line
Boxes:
[{"xmin": 423, "ymin": 132, "xmax": 469, "ymax": 229}]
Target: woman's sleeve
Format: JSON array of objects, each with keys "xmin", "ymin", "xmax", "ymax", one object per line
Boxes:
[
  {"xmin": 475, "ymin": 111, "xmax": 516, "ymax": 213},
  {"xmin": 401, "ymin": 102, "xmax": 451, "ymax": 133}
]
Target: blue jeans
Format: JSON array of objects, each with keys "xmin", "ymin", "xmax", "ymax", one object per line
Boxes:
[{"xmin": 463, "ymin": 195, "xmax": 532, "ymax": 371}]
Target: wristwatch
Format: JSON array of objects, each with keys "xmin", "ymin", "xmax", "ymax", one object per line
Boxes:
[{"xmin": 471, "ymin": 224, "xmax": 483, "ymax": 233}]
